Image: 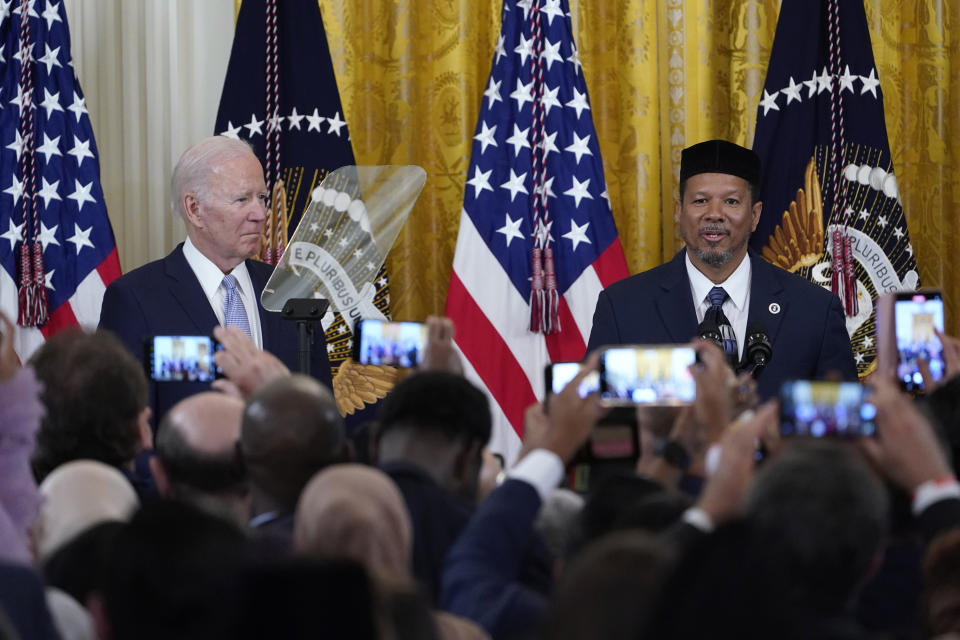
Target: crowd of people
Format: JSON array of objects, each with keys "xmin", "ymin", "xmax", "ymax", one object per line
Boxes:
[{"xmin": 2, "ymin": 308, "xmax": 960, "ymax": 640}]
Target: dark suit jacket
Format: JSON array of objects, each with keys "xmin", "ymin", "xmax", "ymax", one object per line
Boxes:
[
  {"xmin": 383, "ymin": 461, "xmax": 553, "ymax": 606},
  {"xmin": 440, "ymin": 479, "xmax": 548, "ymax": 640},
  {"xmin": 381, "ymin": 461, "xmax": 473, "ymax": 603},
  {"xmin": 586, "ymin": 249, "xmax": 857, "ymax": 399},
  {"xmin": 99, "ymin": 243, "xmax": 332, "ymax": 424}
]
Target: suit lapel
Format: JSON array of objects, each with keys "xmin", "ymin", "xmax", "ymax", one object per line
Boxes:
[
  {"xmin": 655, "ymin": 250, "xmax": 699, "ymax": 343},
  {"xmin": 164, "ymin": 244, "xmax": 219, "ymax": 332},
  {"xmin": 747, "ymin": 253, "xmax": 786, "ymax": 346}
]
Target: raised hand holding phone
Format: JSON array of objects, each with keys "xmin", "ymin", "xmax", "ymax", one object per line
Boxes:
[
  {"xmin": 860, "ymin": 378, "xmax": 953, "ymax": 493},
  {"xmin": 420, "ymin": 315, "xmax": 463, "ymax": 375}
]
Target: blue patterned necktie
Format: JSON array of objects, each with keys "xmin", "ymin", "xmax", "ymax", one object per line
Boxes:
[
  {"xmin": 222, "ymin": 274, "xmax": 252, "ymax": 339},
  {"xmin": 707, "ymin": 286, "xmax": 738, "ymax": 367}
]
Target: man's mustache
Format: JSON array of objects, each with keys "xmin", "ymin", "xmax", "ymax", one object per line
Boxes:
[{"xmin": 699, "ymin": 225, "xmax": 728, "ymax": 235}]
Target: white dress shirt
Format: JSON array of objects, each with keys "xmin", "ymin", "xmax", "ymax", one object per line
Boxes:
[
  {"xmin": 507, "ymin": 449, "xmax": 565, "ymax": 501},
  {"xmin": 182, "ymin": 237, "xmax": 263, "ymax": 348},
  {"xmin": 685, "ymin": 252, "xmax": 751, "ymax": 360}
]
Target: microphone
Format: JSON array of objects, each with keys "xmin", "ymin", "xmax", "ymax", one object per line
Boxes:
[
  {"xmin": 697, "ymin": 317, "xmax": 722, "ymax": 351},
  {"xmin": 743, "ymin": 324, "xmax": 773, "ymax": 377}
]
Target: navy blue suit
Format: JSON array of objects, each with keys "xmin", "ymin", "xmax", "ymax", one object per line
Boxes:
[
  {"xmin": 99, "ymin": 243, "xmax": 332, "ymax": 424},
  {"xmin": 587, "ymin": 249, "xmax": 857, "ymax": 399},
  {"xmin": 440, "ymin": 479, "xmax": 548, "ymax": 640}
]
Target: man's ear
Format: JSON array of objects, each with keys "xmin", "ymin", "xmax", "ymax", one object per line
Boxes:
[
  {"xmin": 751, "ymin": 200, "xmax": 763, "ymax": 232},
  {"xmin": 674, "ymin": 197, "xmax": 683, "ymax": 224},
  {"xmin": 136, "ymin": 407, "xmax": 153, "ymax": 451},
  {"xmin": 149, "ymin": 456, "xmax": 171, "ymax": 496},
  {"xmin": 87, "ymin": 591, "xmax": 112, "ymax": 640},
  {"xmin": 182, "ymin": 192, "xmax": 203, "ymax": 228},
  {"xmin": 453, "ymin": 440, "xmax": 484, "ymax": 485}
]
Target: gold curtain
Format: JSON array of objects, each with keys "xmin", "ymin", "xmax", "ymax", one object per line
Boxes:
[{"xmin": 247, "ymin": 0, "xmax": 959, "ymax": 332}]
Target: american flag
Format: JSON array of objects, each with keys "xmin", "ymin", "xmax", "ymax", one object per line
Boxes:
[
  {"xmin": 446, "ymin": 0, "xmax": 628, "ymax": 463},
  {"xmin": 0, "ymin": 0, "xmax": 120, "ymax": 361}
]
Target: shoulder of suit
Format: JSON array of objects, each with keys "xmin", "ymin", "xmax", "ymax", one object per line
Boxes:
[
  {"xmin": 106, "ymin": 243, "xmax": 195, "ymax": 291},
  {"xmin": 753, "ymin": 256, "xmax": 839, "ymax": 304},
  {"xmin": 245, "ymin": 258, "xmax": 276, "ymax": 277},
  {"xmin": 601, "ymin": 258, "xmax": 681, "ymax": 296},
  {"xmin": 105, "ymin": 255, "xmax": 169, "ymax": 290}
]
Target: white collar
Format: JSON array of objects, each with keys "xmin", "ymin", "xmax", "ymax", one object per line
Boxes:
[
  {"xmin": 685, "ymin": 250, "xmax": 751, "ymax": 311},
  {"xmin": 182, "ymin": 236, "xmax": 251, "ymax": 298}
]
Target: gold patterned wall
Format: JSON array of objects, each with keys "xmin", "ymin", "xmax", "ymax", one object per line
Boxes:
[{"xmin": 237, "ymin": 1, "xmax": 960, "ymax": 333}]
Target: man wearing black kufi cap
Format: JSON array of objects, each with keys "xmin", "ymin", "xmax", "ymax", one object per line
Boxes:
[{"xmin": 586, "ymin": 139, "xmax": 856, "ymax": 400}]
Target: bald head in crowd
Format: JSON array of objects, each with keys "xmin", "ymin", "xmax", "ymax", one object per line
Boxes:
[
  {"xmin": 241, "ymin": 375, "xmax": 346, "ymax": 518},
  {"xmin": 151, "ymin": 393, "xmax": 248, "ymax": 523}
]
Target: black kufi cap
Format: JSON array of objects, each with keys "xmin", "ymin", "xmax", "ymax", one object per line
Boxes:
[{"xmin": 680, "ymin": 139, "xmax": 761, "ymax": 185}]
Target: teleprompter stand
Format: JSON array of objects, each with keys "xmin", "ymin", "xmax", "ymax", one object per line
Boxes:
[{"xmin": 280, "ymin": 298, "xmax": 331, "ymax": 376}]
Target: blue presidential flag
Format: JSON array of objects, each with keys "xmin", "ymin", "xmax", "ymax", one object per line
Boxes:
[
  {"xmin": 752, "ymin": 0, "xmax": 919, "ymax": 376},
  {"xmin": 215, "ymin": 0, "xmax": 393, "ymax": 417},
  {"xmin": 0, "ymin": 0, "xmax": 121, "ymax": 361}
]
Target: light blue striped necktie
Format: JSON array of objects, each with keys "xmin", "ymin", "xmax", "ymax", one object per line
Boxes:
[
  {"xmin": 222, "ymin": 274, "xmax": 252, "ymax": 339},
  {"xmin": 707, "ymin": 286, "xmax": 738, "ymax": 367}
]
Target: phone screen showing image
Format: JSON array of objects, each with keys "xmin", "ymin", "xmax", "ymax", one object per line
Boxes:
[
  {"xmin": 895, "ymin": 292, "xmax": 945, "ymax": 391},
  {"xmin": 599, "ymin": 346, "xmax": 696, "ymax": 406},
  {"xmin": 545, "ymin": 361, "xmax": 600, "ymax": 398},
  {"xmin": 146, "ymin": 335, "xmax": 219, "ymax": 382},
  {"xmin": 355, "ymin": 319, "xmax": 428, "ymax": 368},
  {"xmin": 779, "ymin": 381, "xmax": 876, "ymax": 438}
]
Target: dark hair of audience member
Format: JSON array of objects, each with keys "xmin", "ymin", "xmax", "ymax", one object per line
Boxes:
[
  {"xmin": 376, "ymin": 578, "xmax": 441, "ymax": 640},
  {"xmin": 97, "ymin": 499, "xmax": 251, "ymax": 640},
  {"xmin": 744, "ymin": 441, "xmax": 890, "ymax": 615},
  {"xmin": 155, "ymin": 413, "xmax": 247, "ymax": 495},
  {"xmin": 647, "ymin": 520, "xmax": 784, "ymax": 639},
  {"xmin": 235, "ymin": 558, "xmax": 380, "ymax": 640},
  {"xmin": 378, "ymin": 371, "xmax": 491, "ymax": 448},
  {"xmin": 349, "ymin": 420, "xmax": 380, "ymax": 466},
  {"xmin": 922, "ymin": 528, "xmax": 960, "ymax": 637},
  {"xmin": 43, "ymin": 521, "xmax": 125, "ymax": 608},
  {"xmin": 568, "ymin": 473, "xmax": 673, "ymax": 557},
  {"xmin": 539, "ymin": 531, "xmax": 675, "ymax": 640},
  {"xmin": 241, "ymin": 375, "xmax": 346, "ymax": 512},
  {"xmin": 29, "ymin": 329, "xmax": 147, "ymax": 481}
]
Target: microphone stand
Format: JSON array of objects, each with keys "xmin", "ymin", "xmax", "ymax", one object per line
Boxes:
[{"xmin": 279, "ymin": 298, "xmax": 330, "ymax": 376}]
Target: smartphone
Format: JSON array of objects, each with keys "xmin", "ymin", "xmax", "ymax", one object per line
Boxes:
[
  {"xmin": 598, "ymin": 345, "xmax": 697, "ymax": 406},
  {"xmin": 894, "ymin": 290, "xmax": 945, "ymax": 392},
  {"xmin": 353, "ymin": 319, "xmax": 427, "ymax": 368},
  {"xmin": 779, "ymin": 380, "xmax": 876, "ymax": 437},
  {"xmin": 144, "ymin": 335, "xmax": 221, "ymax": 382},
  {"xmin": 544, "ymin": 361, "xmax": 600, "ymax": 399}
]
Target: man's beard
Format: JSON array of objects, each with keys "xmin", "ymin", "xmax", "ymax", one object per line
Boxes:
[
  {"xmin": 692, "ymin": 246, "xmax": 734, "ymax": 268},
  {"xmin": 685, "ymin": 224, "xmax": 742, "ymax": 268}
]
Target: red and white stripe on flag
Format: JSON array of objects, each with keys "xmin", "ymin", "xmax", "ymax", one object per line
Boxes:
[
  {"xmin": 448, "ymin": 212, "xmax": 627, "ymax": 463},
  {"xmin": 1, "ymin": 248, "xmax": 120, "ymax": 362}
]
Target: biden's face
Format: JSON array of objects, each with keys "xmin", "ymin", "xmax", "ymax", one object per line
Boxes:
[
  {"xmin": 190, "ymin": 152, "xmax": 268, "ymax": 271},
  {"xmin": 675, "ymin": 172, "xmax": 762, "ymax": 279}
]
